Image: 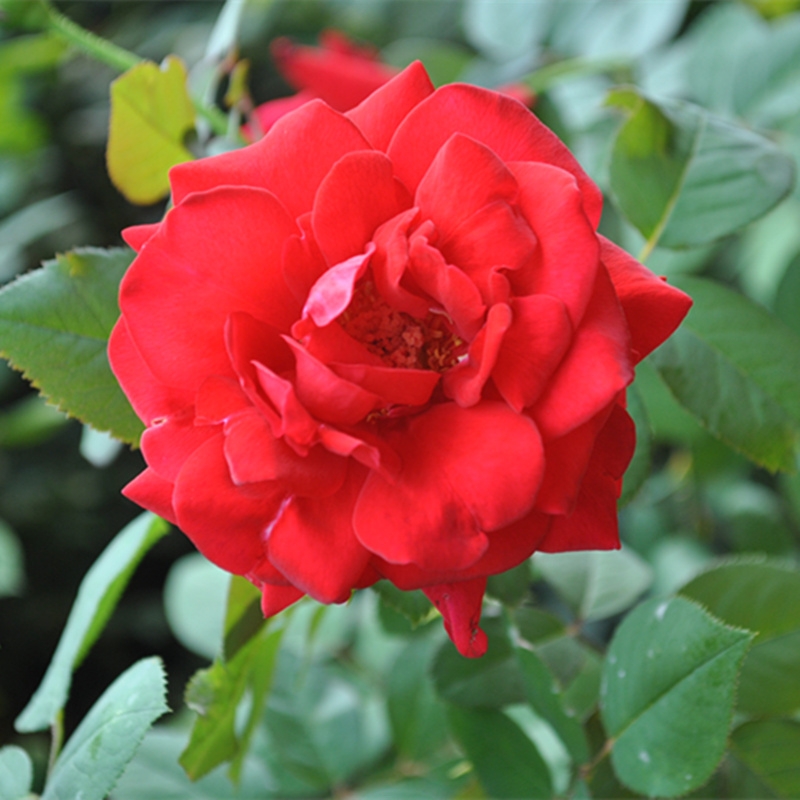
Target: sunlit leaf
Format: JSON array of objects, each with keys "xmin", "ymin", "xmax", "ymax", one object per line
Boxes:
[
  {"xmin": 41, "ymin": 657, "xmax": 168, "ymax": 800},
  {"xmin": 107, "ymin": 56, "xmax": 195, "ymax": 205}
]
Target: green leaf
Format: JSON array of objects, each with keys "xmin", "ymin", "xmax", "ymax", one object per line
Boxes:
[
  {"xmin": 0, "ymin": 247, "xmax": 144, "ymax": 445},
  {"xmin": 513, "ymin": 606, "xmax": 566, "ymax": 646},
  {"xmin": 679, "ymin": 559, "xmax": 800, "ymax": 715},
  {"xmin": 731, "ymin": 719, "xmax": 800, "ymax": 798},
  {"xmin": 15, "ymin": 513, "xmax": 169, "ymax": 733},
  {"xmin": 486, "ymin": 559, "xmax": 533, "ymax": 606},
  {"xmin": 446, "ymin": 705, "xmax": 552, "ymax": 799},
  {"xmin": 41, "ymin": 657, "xmax": 168, "ymax": 800},
  {"xmin": 536, "ymin": 635, "xmax": 603, "ymax": 721},
  {"xmin": 371, "ymin": 580, "xmax": 435, "ymax": 627},
  {"xmin": 608, "ymin": 89, "xmax": 795, "ymax": 251},
  {"xmin": 601, "ymin": 596, "xmax": 754, "ymax": 797},
  {"xmin": 388, "ymin": 636, "xmax": 449, "ymax": 759},
  {"xmin": 180, "ymin": 625, "xmax": 283, "ymax": 781},
  {"xmin": 223, "ymin": 574, "xmax": 265, "ymax": 660},
  {"xmin": 0, "ymin": 745, "xmax": 33, "ymax": 800},
  {"xmin": 515, "ymin": 645, "xmax": 590, "ymax": 763},
  {"xmin": 650, "ymin": 276, "xmax": 800, "ymax": 471},
  {"xmin": 533, "ymin": 547, "xmax": 653, "ymax": 622},
  {"xmin": 107, "ymin": 56, "xmax": 195, "ymax": 204},
  {"xmin": 432, "ymin": 615, "xmax": 526, "ymax": 708}
]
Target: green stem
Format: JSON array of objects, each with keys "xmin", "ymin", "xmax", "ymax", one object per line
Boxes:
[
  {"xmin": 43, "ymin": 3, "xmax": 231, "ymax": 138},
  {"xmin": 47, "ymin": 709, "xmax": 64, "ymax": 777}
]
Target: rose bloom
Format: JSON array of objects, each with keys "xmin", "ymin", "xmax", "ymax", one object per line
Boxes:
[
  {"xmin": 110, "ymin": 62, "xmax": 690, "ymax": 657},
  {"xmin": 245, "ymin": 30, "xmax": 534, "ymax": 140}
]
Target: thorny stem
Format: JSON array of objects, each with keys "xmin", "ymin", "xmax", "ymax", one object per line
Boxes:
[{"xmin": 42, "ymin": 2, "xmax": 231, "ymax": 137}]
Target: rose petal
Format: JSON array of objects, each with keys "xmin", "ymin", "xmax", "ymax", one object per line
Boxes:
[
  {"xmin": 122, "ymin": 468, "xmax": 177, "ymax": 524},
  {"xmin": 122, "ymin": 223, "xmax": 160, "ymax": 252},
  {"xmin": 492, "ymin": 294, "xmax": 573, "ymax": 412},
  {"xmin": 331, "ymin": 361, "xmax": 440, "ymax": 407},
  {"xmin": 387, "ymin": 82, "xmax": 603, "ymax": 226},
  {"xmin": 120, "ymin": 188, "xmax": 300, "ymax": 392},
  {"xmin": 283, "ymin": 336, "xmax": 382, "ymax": 425},
  {"xmin": 173, "ymin": 433, "xmax": 284, "ymax": 574},
  {"xmin": 282, "ymin": 212, "xmax": 328, "ymax": 304},
  {"xmin": 509, "ymin": 161, "xmax": 600, "ymax": 328},
  {"xmin": 537, "ymin": 405, "xmax": 635, "ymax": 553},
  {"xmin": 424, "ymin": 578, "xmax": 488, "ymax": 658},
  {"xmin": 312, "ymin": 151, "xmax": 411, "ymax": 266},
  {"xmin": 346, "ymin": 60, "xmax": 434, "ymax": 152},
  {"xmin": 223, "ymin": 407, "xmax": 346, "ymax": 496},
  {"xmin": 354, "ymin": 401, "xmax": 544, "ymax": 571},
  {"xmin": 170, "ymin": 100, "xmax": 371, "ymax": 217},
  {"xmin": 533, "ymin": 264, "xmax": 632, "ymax": 439},
  {"xmin": 443, "ymin": 303, "xmax": 512, "ymax": 408},
  {"xmin": 268, "ymin": 463, "xmax": 372, "ymax": 603},
  {"xmin": 600, "ymin": 236, "xmax": 692, "ymax": 363},
  {"xmin": 108, "ymin": 319, "xmax": 192, "ymax": 426},
  {"xmin": 258, "ymin": 583, "xmax": 305, "ymax": 618},
  {"xmin": 195, "ymin": 376, "xmax": 251, "ymax": 424},
  {"xmin": 414, "ymin": 133, "xmax": 519, "ymax": 241},
  {"xmin": 141, "ymin": 412, "xmax": 218, "ymax": 483}
]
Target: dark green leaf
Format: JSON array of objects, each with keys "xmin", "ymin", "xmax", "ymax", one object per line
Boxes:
[
  {"xmin": 601, "ymin": 596, "xmax": 753, "ymax": 797},
  {"xmin": 0, "ymin": 247, "xmax": 144, "ymax": 445},
  {"xmin": 680, "ymin": 559, "xmax": 800, "ymax": 715},
  {"xmin": 513, "ymin": 606, "xmax": 566, "ymax": 646},
  {"xmin": 447, "ymin": 705, "xmax": 552, "ymax": 799},
  {"xmin": 486, "ymin": 559, "xmax": 533, "ymax": 606},
  {"xmin": 536, "ymin": 635, "xmax": 602, "ymax": 720},
  {"xmin": 371, "ymin": 580, "xmax": 434, "ymax": 627},
  {"xmin": 223, "ymin": 575, "xmax": 265, "ymax": 660},
  {"xmin": 387, "ymin": 636, "xmax": 449, "ymax": 759},
  {"xmin": 432, "ymin": 615, "xmax": 525, "ymax": 708},
  {"xmin": 15, "ymin": 513, "xmax": 169, "ymax": 733},
  {"xmin": 0, "ymin": 519, "xmax": 24, "ymax": 598},
  {"xmin": 608, "ymin": 89, "xmax": 795, "ymax": 250},
  {"xmin": 731, "ymin": 720, "xmax": 800, "ymax": 798},
  {"xmin": 650, "ymin": 276, "xmax": 800, "ymax": 471},
  {"xmin": 41, "ymin": 657, "xmax": 168, "ymax": 800},
  {"xmin": 515, "ymin": 645, "xmax": 590, "ymax": 763}
]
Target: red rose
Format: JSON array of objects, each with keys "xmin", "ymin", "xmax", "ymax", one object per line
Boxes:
[
  {"xmin": 110, "ymin": 63, "xmax": 690, "ymax": 657},
  {"xmin": 245, "ymin": 30, "xmax": 535, "ymax": 140}
]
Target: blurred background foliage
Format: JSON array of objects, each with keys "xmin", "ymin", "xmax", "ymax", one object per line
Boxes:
[{"xmin": 1, "ymin": 0, "xmax": 800, "ymax": 798}]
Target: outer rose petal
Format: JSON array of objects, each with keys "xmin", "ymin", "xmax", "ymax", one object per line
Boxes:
[
  {"xmin": 121, "ymin": 223, "xmax": 160, "ymax": 253},
  {"xmin": 173, "ymin": 434, "xmax": 284, "ymax": 574},
  {"xmin": 108, "ymin": 319, "xmax": 192, "ymax": 426},
  {"xmin": 533, "ymin": 264, "xmax": 632, "ymax": 439},
  {"xmin": 140, "ymin": 412, "xmax": 217, "ymax": 483},
  {"xmin": 538, "ymin": 403, "xmax": 635, "ymax": 553},
  {"xmin": 120, "ymin": 188, "xmax": 300, "ymax": 392},
  {"xmin": 170, "ymin": 100, "xmax": 371, "ymax": 217},
  {"xmin": 354, "ymin": 402, "xmax": 544, "ymax": 571},
  {"xmin": 244, "ymin": 91, "xmax": 313, "ymax": 141},
  {"xmin": 267, "ymin": 463, "xmax": 372, "ymax": 603},
  {"xmin": 387, "ymin": 83, "xmax": 603, "ymax": 227},
  {"xmin": 258, "ymin": 584, "xmax": 305, "ymax": 618},
  {"xmin": 424, "ymin": 578, "xmax": 488, "ymax": 658},
  {"xmin": 599, "ymin": 236, "xmax": 692, "ymax": 363},
  {"xmin": 123, "ymin": 468, "xmax": 177, "ymax": 525}
]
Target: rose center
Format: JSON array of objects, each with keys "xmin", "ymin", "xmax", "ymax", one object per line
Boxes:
[{"xmin": 339, "ymin": 280, "xmax": 464, "ymax": 371}]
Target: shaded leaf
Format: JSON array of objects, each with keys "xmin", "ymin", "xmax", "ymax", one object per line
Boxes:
[
  {"xmin": 0, "ymin": 247, "xmax": 144, "ymax": 445},
  {"xmin": 371, "ymin": 580, "xmax": 435, "ymax": 627},
  {"xmin": 107, "ymin": 56, "xmax": 195, "ymax": 205},
  {"xmin": 608, "ymin": 88, "xmax": 795, "ymax": 250},
  {"xmin": 0, "ymin": 745, "xmax": 33, "ymax": 800},
  {"xmin": 41, "ymin": 657, "xmax": 168, "ymax": 800},
  {"xmin": 731, "ymin": 720, "xmax": 800, "ymax": 798},
  {"xmin": 680, "ymin": 559, "xmax": 800, "ymax": 715},
  {"xmin": 601, "ymin": 596, "xmax": 753, "ymax": 797},
  {"xmin": 15, "ymin": 513, "xmax": 169, "ymax": 732},
  {"xmin": 223, "ymin": 575, "xmax": 265, "ymax": 660},
  {"xmin": 447, "ymin": 705, "xmax": 552, "ymax": 799},
  {"xmin": 650, "ymin": 276, "xmax": 800, "ymax": 471}
]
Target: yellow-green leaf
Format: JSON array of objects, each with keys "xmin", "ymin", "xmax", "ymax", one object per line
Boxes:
[{"xmin": 107, "ymin": 55, "xmax": 195, "ymax": 205}]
